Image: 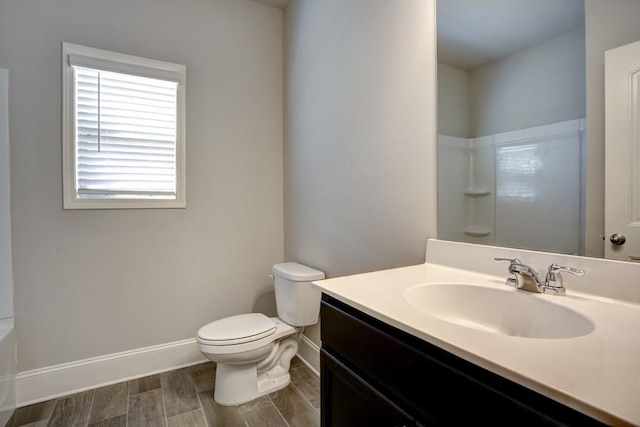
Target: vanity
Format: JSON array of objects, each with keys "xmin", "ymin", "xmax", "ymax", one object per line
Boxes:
[{"xmin": 312, "ymin": 239, "xmax": 640, "ymax": 426}]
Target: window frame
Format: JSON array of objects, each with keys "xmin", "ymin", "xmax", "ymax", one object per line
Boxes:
[{"xmin": 62, "ymin": 42, "xmax": 186, "ymax": 209}]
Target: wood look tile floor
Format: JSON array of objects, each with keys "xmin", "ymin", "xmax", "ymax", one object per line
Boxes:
[{"xmin": 7, "ymin": 357, "xmax": 320, "ymax": 427}]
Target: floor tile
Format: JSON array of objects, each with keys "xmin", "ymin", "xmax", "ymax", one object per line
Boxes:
[
  {"xmin": 188, "ymin": 362, "xmax": 216, "ymax": 393},
  {"xmin": 161, "ymin": 368, "xmax": 201, "ymax": 418},
  {"xmin": 238, "ymin": 394, "xmax": 288, "ymax": 425},
  {"xmin": 198, "ymin": 391, "xmax": 247, "ymax": 427},
  {"xmin": 11, "ymin": 421, "xmax": 48, "ymax": 427},
  {"xmin": 87, "ymin": 414, "xmax": 127, "ymax": 427},
  {"xmin": 242, "ymin": 401, "xmax": 288, "ymax": 427},
  {"xmin": 6, "ymin": 400, "xmax": 56, "ymax": 426},
  {"xmin": 48, "ymin": 390, "xmax": 94, "ymax": 427},
  {"xmin": 290, "ymin": 361, "xmax": 321, "ymax": 410},
  {"xmin": 237, "ymin": 395, "xmax": 272, "ymax": 415},
  {"xmin": 127, "ymin": 389, "xmax": 165, "ymax": 427},
  {"xmin": 166, "ymin": 408, "xmax": 207, "ymax": 427},
  {"xmin": 88, "ymin": 383, "xmax": 127, "ymax": 423},
  {"xmin": 128, "ymin": 374, "xmax": 161, "ymax": 395},
  {"xmin": 270, "ymin": 384, "xmax": 320, "ymax": 427}
]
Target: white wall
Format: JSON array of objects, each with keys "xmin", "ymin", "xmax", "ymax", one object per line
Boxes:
[
  {"xmin": 284, "ymin": 0, "xmax": 437, "ymax": 349},
  {"xmin": 437, "ymin": 63, "xmax": 470, "ymax": 138},
  {"xmin": 0, "ymin": 0, "xmax": 283, "ymax": 373},
  {"xmin": 584, "ymin": 0, "xmax": 640, "ymax": 258},
  {"xmin": 469, "ymin": 27, "xmax": 586, "ymax": 138},
  {"xmin": 0, "ymin": 69, "xmax": 12, "ymax": 321}
]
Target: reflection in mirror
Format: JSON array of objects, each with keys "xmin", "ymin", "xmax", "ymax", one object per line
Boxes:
[{"xmin": 436, "ymin": 0, "xmax": 586, "ymax": 255}]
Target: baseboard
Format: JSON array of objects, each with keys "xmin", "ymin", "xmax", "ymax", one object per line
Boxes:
[
  {"xmin": 16, "ymin": 338, "xmax": 208, "ymax": 407},
  {"xmin": 17, "ymin": 334, "xmax": 321, "ymax": 406},
  {"xmin": 296, "ymin": 333, "xmax": 320, "ymax": 375}
]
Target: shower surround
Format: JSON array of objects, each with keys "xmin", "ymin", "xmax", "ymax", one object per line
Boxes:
[{"xmin": 438, "ymin": 118, "xmax": 585, "ymax": 255}]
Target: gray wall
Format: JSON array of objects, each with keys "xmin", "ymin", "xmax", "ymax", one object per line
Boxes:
[
  {"xmin": 284, "ymin": 0, "xmax": 438, "ymax": 345},
  {"xmin": 437, "ymin": 63, "xmax": 470, "ymax": 139},
  {"xmin": 584, "ymin": 0, "xmax": 640, "ymax": 257},
  {"xmin": 0, "ymin": 69, "xmax": 12, "ymax": 321},
  {"xmin": 437, "ymin": 29, "xmax": 585, "ymax": 140},
  {"xmin": 0, "ymin": 0, "xmax": 284, "ymax": 372}
]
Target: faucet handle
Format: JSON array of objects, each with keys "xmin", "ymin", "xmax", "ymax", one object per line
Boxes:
[
  {"xmin": 544, "ymin": 264, "xmax": 585, "ymax": 295},
  {"xmin": 494, "ymin": 258, "xmax": 521, "ymax": 287},
  {"xmin": 494, "ymin": 257, "xmax": 521, "ymax": 265},
  {"xmin": 547, "ymin": 263, "xmax": 585, "ymax": 278}
]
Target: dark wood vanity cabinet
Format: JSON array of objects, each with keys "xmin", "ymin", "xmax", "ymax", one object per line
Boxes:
[{"xmin": 320, "ymin": 294, "xmax": 606, "ymax": 427}]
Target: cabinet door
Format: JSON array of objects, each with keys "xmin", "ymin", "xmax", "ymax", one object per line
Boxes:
[{"xmin": 321, "ymin": 350, "xmax": 416, "ymax": 427}]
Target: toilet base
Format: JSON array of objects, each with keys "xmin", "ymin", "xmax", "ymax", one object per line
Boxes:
[
  {"xmin": 213, "ymin": 335, "xmax": 299, "ymax": 406},
  {"xmin": 214, "ymin": 363, "xmax": 291, "ymax": 406}
]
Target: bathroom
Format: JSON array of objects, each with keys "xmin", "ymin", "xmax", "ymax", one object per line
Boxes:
[{"xmin": 1, "ymin": 0, "xmax": 640, "ymax": 425}]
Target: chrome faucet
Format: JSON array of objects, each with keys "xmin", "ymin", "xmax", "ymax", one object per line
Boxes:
[
  {"xmin": 543, "ymin": 263, "xmax": 585, "ymax": 295},
  {"xmin": 494, "ymin": 258, "xmax": 585, "ymax": 295},
  {"xmin": 494, "ymin": 258, "xmax": 545, "ymax": 293}
]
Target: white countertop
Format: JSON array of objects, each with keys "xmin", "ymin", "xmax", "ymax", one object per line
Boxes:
[{"xmin": 312, "ymin": 257, "xmax": 640, "ymax": 426}]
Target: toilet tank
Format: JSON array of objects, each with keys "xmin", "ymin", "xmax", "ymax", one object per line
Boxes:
[{"xmin": 272, "ymin": 262, "xmax": 325, "ymax": 327}]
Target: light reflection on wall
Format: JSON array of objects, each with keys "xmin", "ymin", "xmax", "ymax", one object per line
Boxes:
[{"xmin": 495, "ymin": 144, "xmax": 541, "ymax": 203}]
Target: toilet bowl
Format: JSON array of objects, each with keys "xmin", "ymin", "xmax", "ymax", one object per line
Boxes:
[{"xmin": 196, "ymin": 262, "xmax": 325, "ymax": 406}]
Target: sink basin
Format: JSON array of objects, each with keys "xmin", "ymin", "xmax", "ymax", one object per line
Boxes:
[{"xmin": 404, "ymin": 283, "xmax": 594, "ymax": 339}]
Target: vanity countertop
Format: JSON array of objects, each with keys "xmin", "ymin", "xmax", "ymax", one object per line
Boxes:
[{"xmin": 312, "ymin": 248, "xmax": 640, "ymax": 426}]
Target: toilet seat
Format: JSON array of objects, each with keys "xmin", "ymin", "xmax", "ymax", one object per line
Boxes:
[
  {"xmin": 197, "ymin": 313, "xmax": 276, "ymax": 346},
  {"xmin": 197, "ymin": 316, "xmax": 297, "ymax": 356}
]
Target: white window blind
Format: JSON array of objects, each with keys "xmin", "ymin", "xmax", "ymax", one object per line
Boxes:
[
  {"xmin": 63, "ymin": 42, "xmax": 186, "ymax": 209},
  {"xmin": 73, "ymin": 66, "xmax": 178, "ymax": 197}
]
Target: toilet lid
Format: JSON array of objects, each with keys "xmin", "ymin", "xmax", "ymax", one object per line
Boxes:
[{"xmin": 197, "ymin": 313, "xmax": 276, "ymax": 345}]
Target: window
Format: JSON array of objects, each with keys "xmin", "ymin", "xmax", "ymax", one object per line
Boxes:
[{"xmin": 62, "ymin": 43, "xmax": 186, "ymax": 209}]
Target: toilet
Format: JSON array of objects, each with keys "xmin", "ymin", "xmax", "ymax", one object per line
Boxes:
[{"xmin": 196, "ymin": 262, "xmax": 325, "ymax": 406}]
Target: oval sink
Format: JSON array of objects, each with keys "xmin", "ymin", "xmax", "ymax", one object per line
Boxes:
[{"xmin": 404, "ymin": 283, "xmax": 594, "ymax": 339}]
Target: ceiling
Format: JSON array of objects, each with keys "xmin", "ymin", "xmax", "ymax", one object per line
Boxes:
[
  {"xmin": 249, "ymin": 0, "xmax": 584, "ymax": 71},
  {"xmin": 437, "ymin": 0, "xmax": 585, "ymax": 70}
]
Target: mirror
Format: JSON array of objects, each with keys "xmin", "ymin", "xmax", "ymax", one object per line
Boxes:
[
  {"xmin": 436, "ymin": 0, "xmax": 587, "ymax": 256},
  {"xmin": 436, "ymin": 0, "xmax": 640, "ymax": 261}
]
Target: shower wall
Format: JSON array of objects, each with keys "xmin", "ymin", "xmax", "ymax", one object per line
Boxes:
[
  {"xmin": 437, "ymin": 135, "xmax": 471, "ymax": 244},
  {"xmin": 494, "ymin": 119, "xmax": 584, "ymax": 255},
  {"xmin": 438, "ymin": 118, "xmax": 585, "ymax": 255}
]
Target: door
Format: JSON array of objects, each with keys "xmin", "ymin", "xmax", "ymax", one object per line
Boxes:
[
  {"xmin": 320, "ymin": 350, "xmax": 417, "ymax": 427},
  {"xmin": 605, "ymin": 40, "xmax": 640, "ymax": 261}
]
